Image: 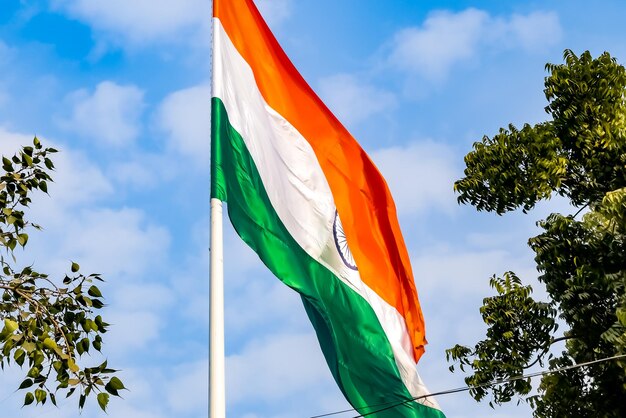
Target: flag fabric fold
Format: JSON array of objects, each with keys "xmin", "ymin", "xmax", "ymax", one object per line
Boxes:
[{"xmin": 211, "ymin": 1, "xmax": 445, "ymax": 416}]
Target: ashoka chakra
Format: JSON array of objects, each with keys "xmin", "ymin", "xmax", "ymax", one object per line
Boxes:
[{"xmin": 332, "ymin": 210, "xmax": 358, "ymax": 271}]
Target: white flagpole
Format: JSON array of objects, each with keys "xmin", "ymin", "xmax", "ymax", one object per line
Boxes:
[
  {"xmin": 209, "ymin": 197, "xmax": 225, "ymax": 418},
  {"xmin": 209, "ymin": 0, "xmax": 225, "ymax": 415}
]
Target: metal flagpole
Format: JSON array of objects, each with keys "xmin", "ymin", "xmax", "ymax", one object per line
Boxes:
[
  {"xmin": 209, "ymin": 0, "xmax": 225, "ymax": 416},
  {"xmin": 209, "ymin": 198, "xmax": 225, "ymax": 418}
]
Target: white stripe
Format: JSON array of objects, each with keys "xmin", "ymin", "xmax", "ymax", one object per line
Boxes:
[{"xmin": 213, "ymin": 18, "xmax": 439, "ymax": 410}]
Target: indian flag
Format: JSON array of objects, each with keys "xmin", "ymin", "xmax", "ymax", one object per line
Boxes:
[{"xmin": 211, "ymin": 0, "xmax": 445, "ymax": 416}]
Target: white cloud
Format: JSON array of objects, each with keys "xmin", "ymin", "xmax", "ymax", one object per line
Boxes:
[
  {"xmin": 0, "ymin": 128, "xmax": 113, "ymax": 215},
  {"xmin": 104, "ymin": 284, "xmax": 175, "ymax": 356},
  {"xmin": 112, "ymin": 283, "xmax": 175, "ymax": 311},
  {"xmin": 370, "ymin": 141, "xmax": 459, "ymax": 215},
  {"xmin": 388, "ymin": 9, "xmax": 562, "ymax": 80},
  {"xmin": 51, "ymin": 0, "xmax": 208, "ymax": 46},
  {"xmin": 51, "ymin": 208, "xmax": 170, "ymax": 277},
  {"xmin": 59, "ymin": 81, "xmax": 145, "ymax": 147},
  {"xmin": 227, "ymin": 332, "xmax": 334, "ymax": 404},
  {"xmin": 158, "ymin": 84, "xmax": 211, "ymax": 166},
  {"xmin": 0, "ymin": 126, "xmax": 31, "ymax": 155},
  {"xmin": 0, "ymin": 127, "xmax": 177, "ymax": 416},
  {"xmin": 318, "ymin": 74, "xmax": 396, "ymax": 127},
  {"xmin": 390, "ymin": 9, "xmax": 488, "ymax": 80},
  {"xmin": 172, "ymin": 221, "xmax": 273, "ymax": 331},
  {"xmin": 507, "ymin": 12, "xmax": 563, "ymax": 51},
  {"xmin": 0, "ymin": 130, "xmax": 170, "ymax": 281},
  {"xmin": 106, "ymin": 310, "xmax": 162, "ymax": 353},
  {"xmin": 0, "ymin": 363, "xmax": 27, "ymax": 408},
  {"xmin": 42, "ymin": 145, "xmax": 113, "ymax": 207},
  {"xmin": 226, "ymin": 273, "xmax": 307, "ymax": 337},
  {"xmin": 52, "ymin": 0, "xmax": 293, "ymax": 55},
  {"xmin": 100, "ymin": 404, "xmax": 167, "ymax": 418},
  {"xmin": 106, "ymin": 150, "xmax": 182, "ymax": 192},
  {"xmin": 4, "ymin": 367, "xmax": 170, "ymax": 418},
  {"xmin": 166, "ymin": 360, "xmax": 209, "ymax": 413},
  {"xmin": 52, "ymin": 0, "xmax": 292, "ymax": 44},
  {"xmin": 413, "ymin": 247, "xmax": 536, "ymax": 298},
  {"xmin": 255, "ymin": 0, "xmax": 293, "ymax": 26},
  {"xmin": 108, "ymin": 159, "xmax": 158, "ymax": 189}
]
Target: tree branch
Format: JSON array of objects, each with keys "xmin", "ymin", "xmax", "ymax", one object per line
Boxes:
[
  {"xmin": 524, "ymin": 335, "xmax": 578, "ymax": 369},
  {"xmin": 2, "ymin": 283, "xmax": 74, "ymax": 363}
]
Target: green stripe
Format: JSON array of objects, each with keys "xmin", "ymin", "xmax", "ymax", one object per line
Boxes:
[{"xmin": 211, "ymin": 97, "xmax": 445, "ymax": 418}]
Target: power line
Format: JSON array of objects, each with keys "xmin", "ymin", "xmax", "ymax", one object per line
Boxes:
[{"xmin": 309, "ymin": 353, "xmax": 626, "ymax": 418}]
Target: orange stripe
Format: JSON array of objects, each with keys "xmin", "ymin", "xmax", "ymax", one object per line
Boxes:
[{"xmin": 213, "ymin": 0, "xmax": 426, "ymax": 361}]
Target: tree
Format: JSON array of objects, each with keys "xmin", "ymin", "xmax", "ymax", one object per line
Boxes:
[
  {"xmin": 446, "ymin": 50, "xmax": 626, "ymax": 417},
  {"xmin": 0, "ymin": 138, "xmax": 124, "ymax": 412}
]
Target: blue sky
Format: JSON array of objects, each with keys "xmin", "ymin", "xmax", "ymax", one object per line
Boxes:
[{"xmin": 0, "ymin": 1, "xmax": 625, "ymax": 417}]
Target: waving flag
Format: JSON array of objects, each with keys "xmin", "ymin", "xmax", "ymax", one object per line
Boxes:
[{"xmin": 211, "ymin": 0, "xmax": 445, "ymax": 416}]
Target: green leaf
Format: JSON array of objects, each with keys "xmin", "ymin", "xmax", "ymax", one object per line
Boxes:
[
  {"xmin": 105, "ymin": 376, "xmax": 126, "ymax": 396},
  {"xmin": 88, "ymin": 285, "xmax": 103, "ymax": 298},
  {"xmin": 34, "ymin": 388, "xmax": 46, "ymax": 404},
  {"xmin": 79, "ymin": 296, "xmax": 93, "ymax": 308},
  {"xmin": 23, "ymin": 153, "xmax": 33, "ymax": 166},
  {"xmin": 14, "ymin": 348, "xmax": 26, "ymax": 366},
  {"xmin": 17, "ymin": 233, "xmax": 28, "ymax": 247},
  {"xmin": 81, "ymin": 337, "xmax": 90, "ymax": 353},
  {"xmin": 617, "ymin": 308, "xmax": 626, "ymax": 327},
  {"xmin": 21, "ymin": 341, "xmax": 36, "ymax": 353},
  {"xmin": 26, "ymin": 366, "xmax": 40, "ymax": 378},
  {"xmin": 23, "ymin": 392, "xmax": 34, "ymax": 406},
  {"xmin": 71, "ymin": 262, "xmax": 80, "ymax": 273},
  {"xmin": 4, "ymin": 319, "xmax": 18, "ymax": 333},
  {"xmin": 33, "ymin": 351, "xmax": 44, "ymax": 366},
  {"xmin": 42, "ymin": 338, "xmax": 58, "ymax": 350},
  {"xmin": 97, "ymin": 392, "xmax": 109, "ymax": 412},
  {"xmin": 109, "ymin": 376, "xmax": 125, "ymax": 390},
  {"xmin": 2, "ymin": 156, "xmax": 13, "ymax": 172},
  {"xmin": 18, "ymin": 379, "xmax": 33, "ymax": 390},
  {"xmin": 68, "ymin": 358, "xmax": 79, "ymax": 373}
]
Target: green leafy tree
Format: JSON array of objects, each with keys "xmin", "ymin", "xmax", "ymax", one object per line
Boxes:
[
  {"xmin": 446, "ymin": 50, "xmax": 626, "ymax": 417},
  {"xmin": 0, "ymin": 138, "xmax": 125, "ymax": 412}
]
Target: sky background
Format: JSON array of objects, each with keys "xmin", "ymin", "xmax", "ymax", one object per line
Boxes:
[{"xmin": 0, "ymin": 0, "xmax": 625, "ymax": 417}]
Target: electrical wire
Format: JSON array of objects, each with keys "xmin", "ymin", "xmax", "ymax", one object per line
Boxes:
[{"xmin": 309, "ymin": 353, "xmax": 626, "ymax": 418}]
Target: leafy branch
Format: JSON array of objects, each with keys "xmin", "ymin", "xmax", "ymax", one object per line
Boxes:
[
  {"xmin": 449, "ymin": 50, "xmax": 626, "ymax": 417},
  {"xmin": 0, "ymin": 138, "xmax": 124, "ymax": 412},
  {"xmin": 445, "ymin": 272, "xmax": 559, "ymax": 406}
]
